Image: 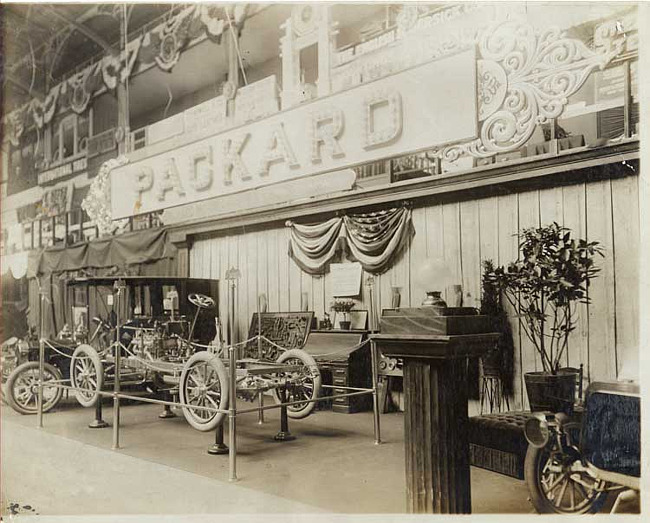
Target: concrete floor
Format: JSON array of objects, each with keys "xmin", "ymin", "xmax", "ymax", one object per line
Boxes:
[{"xmin": 1, "ymin": 395, "xmax": 542, "ymax": 518}]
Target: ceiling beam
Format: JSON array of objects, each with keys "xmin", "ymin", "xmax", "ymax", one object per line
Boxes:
[{"xmin": 45, "ymin": 6, "xmax": 116, "ymax": 55}]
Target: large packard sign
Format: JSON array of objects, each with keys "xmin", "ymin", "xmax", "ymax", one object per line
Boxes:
[{"xmin": 111, "ymin": 50, "xmax": 477, "ymax": 219}]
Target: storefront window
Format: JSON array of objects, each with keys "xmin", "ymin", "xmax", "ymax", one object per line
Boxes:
[{"xmin": 49, "ymin": 110, "xmax": 93, "ymax": 164}]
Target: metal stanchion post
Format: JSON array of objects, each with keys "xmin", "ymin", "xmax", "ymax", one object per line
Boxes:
[
  {"xmin": 89, "ymin": 399, "xmax": 109, "ymax": 429},
  {"xmin": 208, "ymin": 422, "xmax": 229, "ymax": 455},
  {"xmin": 228, "ymin": 344, "xmax": 237, "ymax": 481},
  {"xmin": 112, "ymin": 279, "xmax": 125, "ymax": 450},
  {"xmin": 36, "ymin": 289, "xmax": 46, "ymax": 428},
  {"xmin": 371, "ymin": 339, "xmax": 381, "ymax": 445},
  {"xmin": 224, "ymin": 268, "xmax": 240, "ymax": 482},
  {"xmin": 274, "ymin": 386, "xmax": 295, "ymax": 441},
  {"xmin": 257, "ymin": 294, "xmax": 264, "ymax": 424}
]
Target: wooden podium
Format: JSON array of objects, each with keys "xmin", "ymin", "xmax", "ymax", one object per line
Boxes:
[{"xmin": 372, "ymin": 333, "xmax": 499, "ymax": 514}]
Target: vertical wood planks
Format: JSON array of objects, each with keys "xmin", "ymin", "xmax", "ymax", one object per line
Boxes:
[
  {"xmin": 498, "ymin": 193, "xmax": 523, "ymax": 410},
  {"xmin": 409, "ymin": 207, "xmax": 428, "ymax": 305},
  {"xmin": 562, "ymin": 184, "xmax": 589, "ymax": 374},
  {"xmin": 585, "ymin": 180, "xmax": 617, "ymax": 381},
  {"xmin": 185, "ymin": 172, "xmax": 638, "ymax": 411},
  {"xmin": 611, "ymin": 175, "xmax": 639, "ymax": 377},
  {"xmin": 442, "ymin": 203, "xmax": 462, "ymax": 306},
  {"xmin": 478, "ymin": 196, "xmax": 499, "ymax": 271},
  {"xmin": 517, "ymin": 190, "xmax": 540, "ymax": 406},
  {"xmin": 278, "ymin": 227, "xmax": 291, "ymax": 312},
  {"xmin": 459, "ymin": 200, "xmax": 481, "ymax": 309}
]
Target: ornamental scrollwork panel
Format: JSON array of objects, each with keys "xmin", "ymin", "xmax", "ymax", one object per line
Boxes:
[{"xmin": 436, "ymin": 21, "xmax": 624, "ymax": 162}]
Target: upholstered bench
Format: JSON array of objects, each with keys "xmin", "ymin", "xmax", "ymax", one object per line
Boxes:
[{"xmin": 468, "ymin": 411, "xmax": 535, "ymax": 480}]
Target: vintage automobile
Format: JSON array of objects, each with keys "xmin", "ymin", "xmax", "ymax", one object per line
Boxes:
[
  {"xmin": 523, "ymin": 380, "xmax": 640, "ymax": 514},
  {"xmin": 2, "ymin": 323, "xmax": 102, "ymax": 415},
  {"xmin": 66, "ymin": 276, "xmax": 321, "ymax": 431}
]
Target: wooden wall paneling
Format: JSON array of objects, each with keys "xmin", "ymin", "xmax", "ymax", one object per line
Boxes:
[
  {"xmin": 409, "ymin": 206, "xmax": 428, "ymax": 306},
  {"xmin": 585, "ymin": 180, "xmax": 617, "ymax": 381},
  {"xmin": 442, "ymin": 203, "xmax": 462, "ymax": 306},
  {"xmin": 478, "ymin": 196, "xmax": 499, "ymax": 271},
  {"xmin": 610, "ymin": 175, "xmax": 639, "ymax": 378},
  {"xmin": 538, "ymin": 186, "xmax": 564, "ymax": 227},
  {"xmin": 219, "ymin": 235, "xmax": 232, "ymax": 339},
  {"xmin": 498, "ymin": 193, "xmax": 523, "ymax": 410},
  {"xmin": 267, "ymin": 227, "xmax": 280, "ymax": 312},
  {"xmin": 190, "ymin": 240, "xmax": 201, "ymax": 277},
  {"xmin": 312, "ymin": 273, "xmax": 325, "ymax": 325},
  {"xmin": 289, "ymin": 247, "xmax": 303, "ymax": 313},
  {"xmin": 235, "ymin": 233, "xmax": 248, "ymax": 342},
  {"xmin": 562, "ymin": 184, "xmax": 589, "ymax": 374},
  {"xmin": 459, "ymin": 200, "xmax": 481, "ymax": 309},
  {"xmin": 210, "ymin": 235, "xmax": 220, "ymax": 281},
  {"xmin": 517, "ymin": 190, "xmax": 541, "ymax": 406},
  {"xmin": 257, "ymin": 229, "xmax": 269, "ymax": 315},
  {"xmin": 278, "ymin": 227, "xmax": 291, "ymax": 312},
  {"xmin": 245, "ymin": 231, "xmax": 258, "ymax": 340},
  {"xmin": 396, "ymin": 237, "xmax": 412, "ymax": 307},
  {"xmin": 538, "ymin": 186, "xmax": 570, "ymax": 369}
]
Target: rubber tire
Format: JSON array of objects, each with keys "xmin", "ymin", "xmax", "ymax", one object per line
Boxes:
[
  {"xmin": 70, "ymin": 344, "xmax": 104, "ymax": 408},
  {"xmin": 179, "ymin": 351, "xmax": 229, "ymax": 432},
  {"xmin": 6, "ymin": 361, "xmax": 63, "ymax": 415},
  {"xmin": 525, "ymin": 420, "xmax": 609, "ymax": 514},
  {"xmin": 272, "ymin": 349, "xmax": 321, "ymax": 420}
]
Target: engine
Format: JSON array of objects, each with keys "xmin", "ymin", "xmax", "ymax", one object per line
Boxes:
[{"xmin": 126, "ymin": 319, "xmax": 192, "ymax": 364}]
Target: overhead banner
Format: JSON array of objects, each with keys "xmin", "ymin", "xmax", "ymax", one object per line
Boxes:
[{"xmin": 111, "ymin": 49, "xmax": 477, "ymax": 219}]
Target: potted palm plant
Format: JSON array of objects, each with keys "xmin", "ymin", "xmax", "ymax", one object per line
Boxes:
[{"xmin": 485, "ymin": 222, "xmax": 602, "ymax": 413}]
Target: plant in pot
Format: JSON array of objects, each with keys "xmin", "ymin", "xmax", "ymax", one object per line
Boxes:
[
  {"xmin": 330, "ymin": 299, "xmax": 356, "ymax": 330},
  {"xmin": 480, "ymin": 260, "xmax": 515, "ymax": 396},
  {"xmin": 485, "ymin": 222, "xmax": 602, "ymax": 413}
]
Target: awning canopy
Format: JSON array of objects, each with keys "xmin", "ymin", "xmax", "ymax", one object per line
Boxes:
[{"xmin": 32, "ymin": 227, "xmax": 177, "ymax": 277}]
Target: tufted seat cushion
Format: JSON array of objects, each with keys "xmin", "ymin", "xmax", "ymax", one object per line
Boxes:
[{"xmin": 468, "ymin": 411, "xmax": 534, "ymax": 479}]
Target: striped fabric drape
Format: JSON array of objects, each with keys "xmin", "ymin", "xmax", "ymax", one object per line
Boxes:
[{"xmin": 287, "ymin": 206, "xmax": 413, "ymax": 274}]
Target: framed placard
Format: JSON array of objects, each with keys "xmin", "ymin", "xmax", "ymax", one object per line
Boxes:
[
  {"xmin": 331, "ymin": 262, "xmax": 363, "ymax": 297},
  {"xmin": 334, "ymin": 310, "xmax": 368, "ymax": 330}
]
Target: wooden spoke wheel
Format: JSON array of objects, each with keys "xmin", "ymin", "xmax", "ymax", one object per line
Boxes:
[
  {"xmin": 6, "ymin": 362, "xmax": 63, "ymax": 415},
  {"xmin": 70, "ymin": 344, "xmax": 104, "ymax": 408},
  {"xmin": 179, "ymin": 351, "xmax": 229, "ymax": 431},
  {"xmin": 525, "ymin": 420, "xmax": 609, "ymax": 514},
  {"xmin": 272, "ymin": 349, "xmax": 321, "ymax": 419}
]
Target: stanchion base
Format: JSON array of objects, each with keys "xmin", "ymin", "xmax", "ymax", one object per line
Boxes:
[
  {"xmin": 158, "ymin": 409, "xmax": 177, "ymax": 419},
  {"xmin": 207, "ymin": 443, "xmax": 229, "ymax": 455},
  {"xmin": 88, "ymin": 419, "xmax": 109, "ymax": 429},
  {"xmin": 274, "ymin": 431, "xmax": 296, "ymax": 441}
]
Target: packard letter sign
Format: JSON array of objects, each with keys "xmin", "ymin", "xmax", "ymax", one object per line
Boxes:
[{"xmin": 111, "ymin": 49, "xmax": 477, "ymax": 219}]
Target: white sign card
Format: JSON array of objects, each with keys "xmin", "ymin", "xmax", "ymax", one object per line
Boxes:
[{"xmin": 331, "ymin": 262, "xmax": 363, "ymax": 297}]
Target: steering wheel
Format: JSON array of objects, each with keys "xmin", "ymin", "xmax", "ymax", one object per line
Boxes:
[{"xmin": 188, "ymin": 293, "xmax": 215, "ymax": 309}]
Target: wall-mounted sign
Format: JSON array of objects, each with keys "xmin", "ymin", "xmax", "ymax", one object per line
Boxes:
[
  {"xmin": 111, "ymin": 49, "xmax": 477, "ymax": 219},
  {"xmin": 39, "ymin": 157, "xmax": 87, "ymax": 185},
  {"xmin": 331, "ymin": 262, "xmax": 363, "ymax": 297}
]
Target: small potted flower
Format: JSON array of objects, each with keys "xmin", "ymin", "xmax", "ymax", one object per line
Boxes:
[{"xmin": 330, "ymin": 299, "xmax": 356, "ymax": 330}]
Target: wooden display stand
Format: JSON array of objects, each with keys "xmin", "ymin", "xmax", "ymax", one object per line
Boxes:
[{"xmin": 372, "ymin": 333, "xmax": 499, "ymax": 514}]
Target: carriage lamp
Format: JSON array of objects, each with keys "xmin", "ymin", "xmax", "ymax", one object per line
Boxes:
[{"xmin": 524, "ymin": 413, "xmax": 550, "ymax": 448}]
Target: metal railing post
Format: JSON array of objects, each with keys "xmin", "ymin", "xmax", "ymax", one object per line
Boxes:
[
  {"xmin": 371, "ymin": 339, "xmax": 381, "ymax": 445},
  {"xmin": 112, "ymin": 279, "xmax": 125, "ymax": 450},
  {"xmin": 228, "ymin": 344, "xmax": 237, "ymax": 482},
  {"xmin": 36, "ymin": 290, "xmax": 47, "ymax": 428},
  {"xmin": 227, "ymin": 274, "xmax": 238, "ymax": 481}
]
